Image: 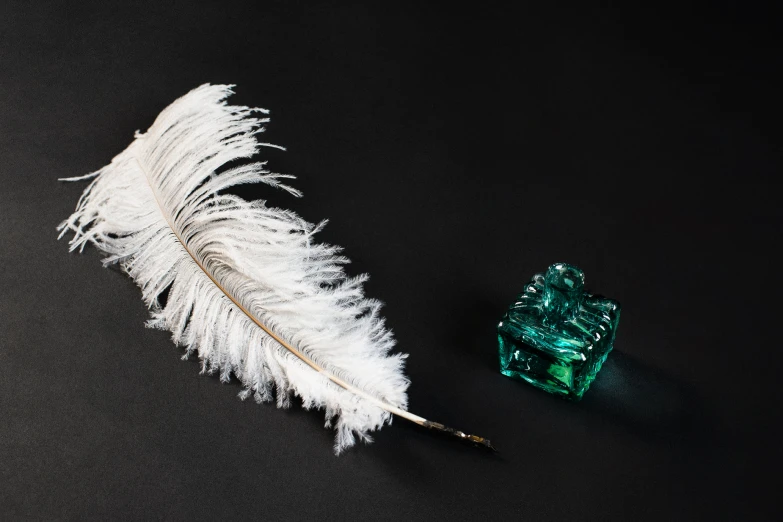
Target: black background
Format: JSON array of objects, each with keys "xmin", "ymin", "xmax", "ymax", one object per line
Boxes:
[{"xmin": 1, "ymin": 1, "xmax": 779, "ymax": 519}]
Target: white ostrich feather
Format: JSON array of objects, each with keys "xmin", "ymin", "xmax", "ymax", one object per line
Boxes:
[{"xmin": 57, "ymin": 84, "xmax": 411, "ymax": 454}]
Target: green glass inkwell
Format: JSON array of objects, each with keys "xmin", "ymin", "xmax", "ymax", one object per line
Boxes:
[{"xmin": 497, "ymin": 263, "xmax": 621, "ymax": 400}]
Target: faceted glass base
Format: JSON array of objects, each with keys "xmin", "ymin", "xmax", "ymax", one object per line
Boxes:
[
  {"xmin": 498, "ymin": 331, "xmax": 613, "ymax": 400},
  {"xmin": 497, "ymin": 264, "xmax": 621, "ymax": 400}
]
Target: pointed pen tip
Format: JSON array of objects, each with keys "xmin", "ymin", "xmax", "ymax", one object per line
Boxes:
[
  {"xmin": 422, "ymin": 420, "xmax": 498, "ymax": 454},
  {"xmin": 472, "ymin": 435, "xmax": 498, "ymax": 453}
]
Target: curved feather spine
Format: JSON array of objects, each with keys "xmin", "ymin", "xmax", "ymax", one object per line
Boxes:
[{"xmin": 137, "ymin": 151, "xmax": 423, "ymax": 424}]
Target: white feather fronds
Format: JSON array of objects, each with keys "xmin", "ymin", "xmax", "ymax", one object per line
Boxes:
[{"xmin": 57, "ymin": 84, "xmax": 410, "ymax": 454}]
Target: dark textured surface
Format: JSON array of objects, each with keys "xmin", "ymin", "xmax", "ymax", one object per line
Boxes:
[{"xmin": 1, "ymin": 2, "xmax": 779, "ymax": 519}]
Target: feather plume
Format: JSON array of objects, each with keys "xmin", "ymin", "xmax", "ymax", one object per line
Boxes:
[{"xmin": 58, "ymin": 84, "xmax": 493, "ymax": 454}]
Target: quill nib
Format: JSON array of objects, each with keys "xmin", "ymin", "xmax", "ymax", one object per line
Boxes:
[{"xmin": 422, "ymin": 420, "xmax": 498, "ymax": 452}]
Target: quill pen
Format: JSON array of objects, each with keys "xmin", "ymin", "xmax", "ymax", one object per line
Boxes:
[{"xmin": 58, "ymin": 84, "xmax": 494, "ymax": 454}]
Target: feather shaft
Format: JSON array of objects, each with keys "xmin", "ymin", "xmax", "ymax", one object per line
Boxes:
[{"xmin": 138, "ymin": 149, "xmax": 424, "ymax": 424}]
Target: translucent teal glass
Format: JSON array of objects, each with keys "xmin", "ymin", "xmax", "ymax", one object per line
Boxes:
[{"xmin": 497, "ymin": 263, "xmax": 621, "ymax": 400}]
